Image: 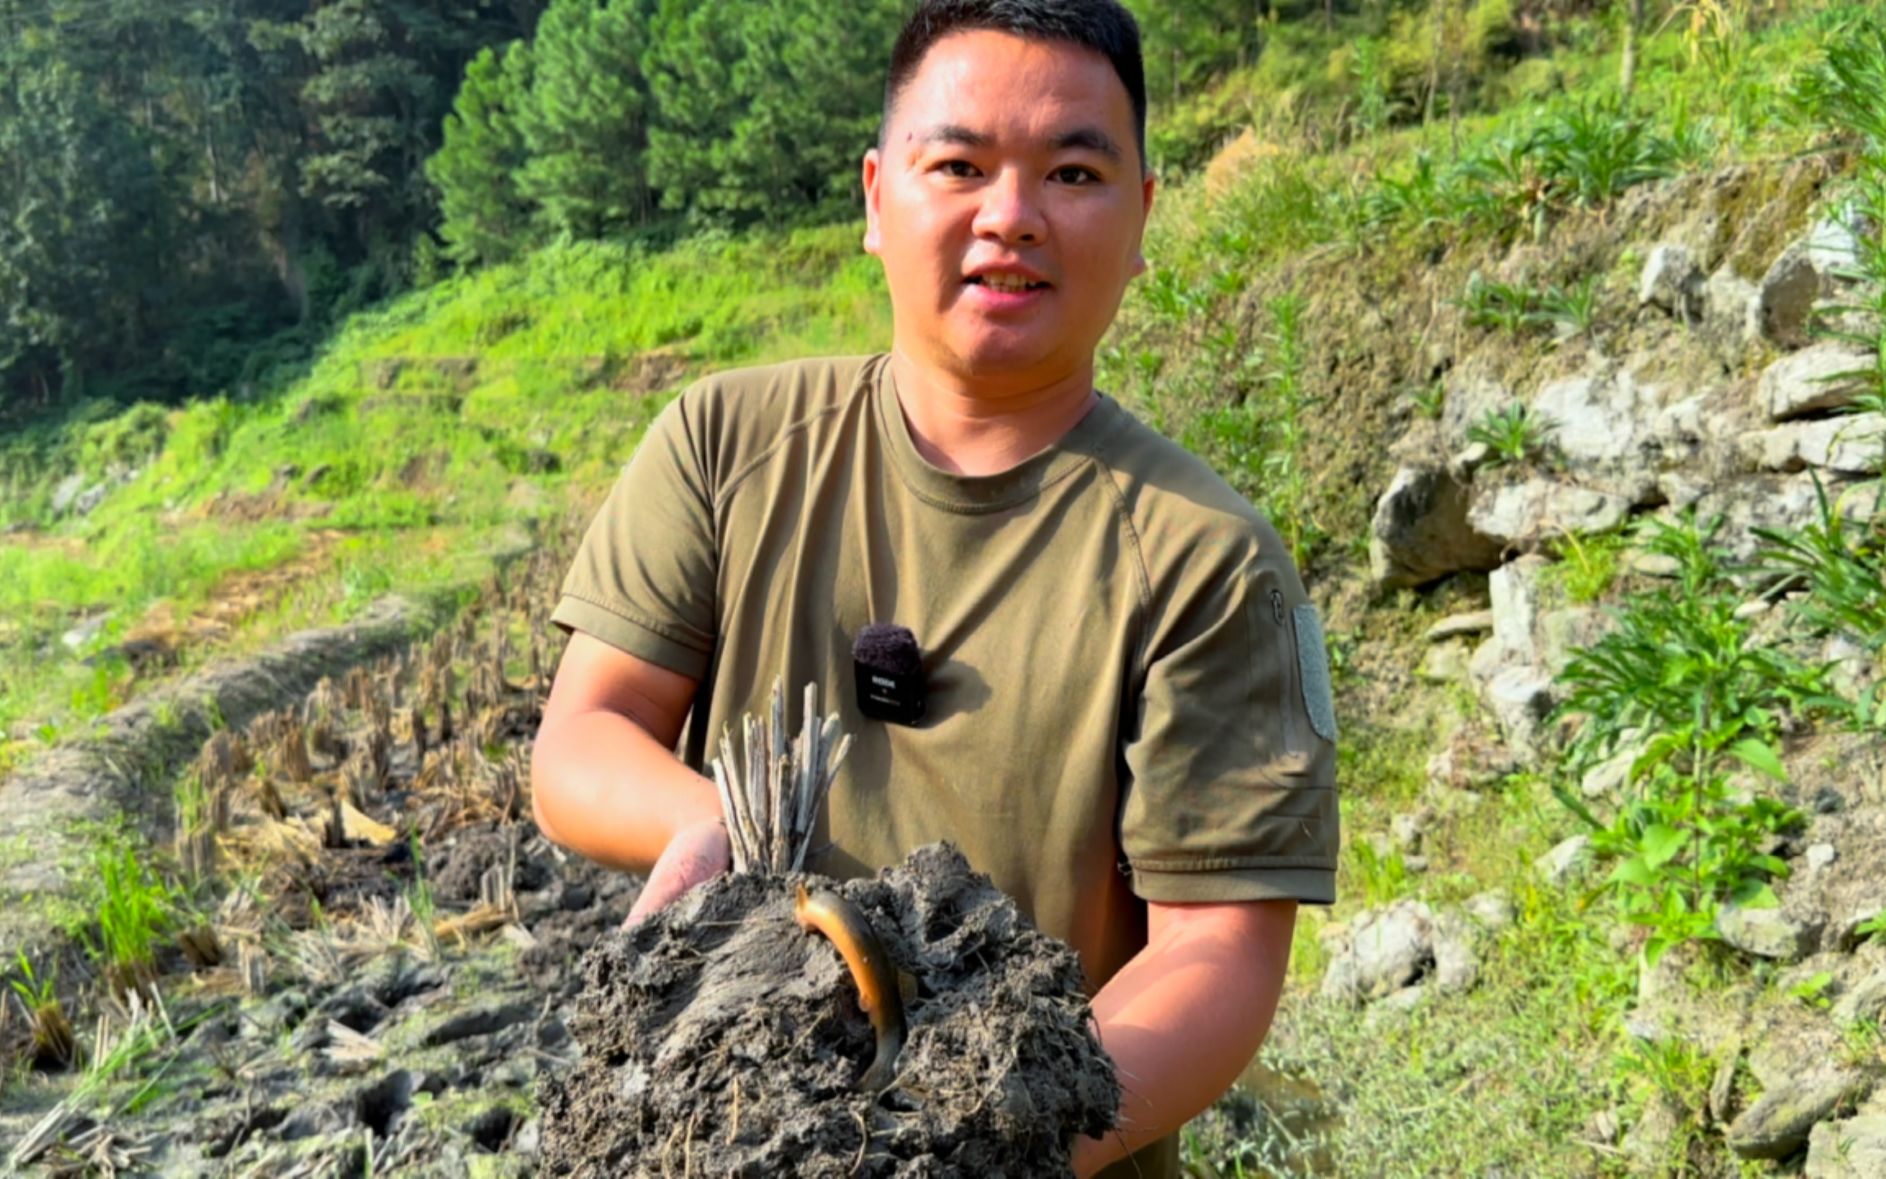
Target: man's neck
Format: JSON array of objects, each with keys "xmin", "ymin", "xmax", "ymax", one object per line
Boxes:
[{"xmin": 888, "ymin": 349, "xmax": 1099, "ymax": 477}]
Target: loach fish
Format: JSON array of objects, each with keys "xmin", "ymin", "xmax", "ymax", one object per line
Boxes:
[{"xmin": 793, "ymin": 882, "xmax": 909, "ymax": 1093}]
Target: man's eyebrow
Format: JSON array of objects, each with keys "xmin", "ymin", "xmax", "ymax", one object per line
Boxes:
[
  {"xmin": 920, "ymin": 124, "xmax": 994, "ymax": 149},
  {"xmin": 917, "ymin": 123, "xmax": 1124, "ymax": 164},
  {"xmin": 1051, "ymin": 127, "xmax": 1124, "ymax": 163}
]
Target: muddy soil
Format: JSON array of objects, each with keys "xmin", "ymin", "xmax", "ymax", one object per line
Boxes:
[{"xmin": 540, "ymin": 844, "xmax": 1118, "ymax": 1178}]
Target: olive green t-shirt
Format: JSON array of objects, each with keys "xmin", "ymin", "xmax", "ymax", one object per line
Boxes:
[{"xmin": 552, "ymin": 354, "xmax": 1339, "ymax": 1178}]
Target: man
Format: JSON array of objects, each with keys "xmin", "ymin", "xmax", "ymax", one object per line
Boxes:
[{"xmin": 530, "ymin": 2, "xmax": 1339, "ymax": 1175}]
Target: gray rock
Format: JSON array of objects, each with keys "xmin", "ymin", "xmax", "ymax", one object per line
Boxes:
[
  {"xmin": 1468, "ymin": 478, "xmax": 1632, "ymax": 550},
  {"xmin": 1711, "ymin": 1046, "xmax": 1743, "ymax": 1125},
  {"xmin": 1639, "ymin": 243, "xmax": 1704, "ymax": 319},
  {"xmin": 1691, "ymin": 474, "xmax": 1871, "ymax": 563},
  {"xmin": 1752, "ymin": 208, "xmax": 1879, "ymax": 353},
  {"xmin": 1486, "ymin": 556, "xmax": 1549, "ymax": 669},
  {"xmin": 1717, "ymin": 904, "xmax": 1819, "ymax": 962},
  {"xmin": 1759, "ymin": 242, "xmax": 1830, "ymax": 348},
  {"xmin": 1424, "ymin": 610, "xmax": 1494, "ymax": 642},
  {"xmin": 73, "ymin": 482, "xmax": 108, "ymax": 516},
  {"xmin": 1624, "ymin": 548, "xmax": 1685, "ymax": 577},
  {"xmin": 1535, "ymin": 835, "xmax": 1592, "ymax": 887},
  {"xmin": 1389, "ymin": 811, "xmax": 1428, "ymax": 852},
  {"xmin": 1320, "ymin": 899, "xmax": 1435, "ymax": 1004},
  {"xmin": 1803, "ymin": 209, "xmax": 1869, "ymax": 276},
  {"xmin": 1583, "ymin": 1106, "xmax": 1621, "ymax": 1145},
  {"xmin": 1728, "ymin": 1069, "xmax": 1873, "ymax": 1160},
  {"xmin": 1623, "ymin": 1093, "xmax": 1687, "ymax": 1171},
  {"xmin": 1370, "ymin": 465, "xmax": 1504, "ymax": 589},
  {"xmin": 1529, "ymin": 369, "xmax": 1665, "ymax": 500},
  {"xmin": 514, "ymin": 1117, "xmax": 542, "ymax": 1158},
  {"xmin": 1761, "ymin": 342, "xmax": 1877, "ymax": 421},
  {"xmin": 1825, "ymin": 634, "xmax": 1875, "ymax": 700},
  {"xmin": 60, "ymin": 614, "xmax": 109, "ymax": 654},
  {"xmin": 50, "ymin": 472, "xmax": 86, "ymax": 515},
  {"xmin": 1484, "ymin": 666, "xmax": 1555, "ymax": 757},
  {"xmin": 1448, "ymin": 440, "xmax": 1494, "ymax": 479},
  {"xmin": 1538, "ymin": 605, "xmax": 1611, "ymax": 677},
  {"xmin": 1580, "ymin": 748, "xmax": 1637, "ymax": 800},
  {"xmin": 1464, "ymin": 890, "xmax": 1515, "ymax": 932},
  {"xmin": 1835, "ymin": 906, "xmax": 1884, "ymax": 951},
  {"xmin": 1416, "ymin": 642, "xmax": 1472, "ymax": 684},
  {"xmin": 1702, "ymin": 267, "xmax": 1760, "ymax": 350},
  {"xmin": 1653, "ymin": 392, "xmax": 1711, "ymax": 457},
  {"xmin": 1431, "ymin": 911, "xmax": 1479, "ymax": 995},
  {"xmin": 1832, "ymin": 970, "xmax": 1886, "ymax": 1028},
  {"xmin": 1808, "ymin": 1114, "xmax": 1886, "ymax": 1178},
  {"xmin": 1805, "ymin": 842, "xmax": 1838, "ymax": 873},
  {"xmin": 1440, "ymin": 369, "xmax": 1518, "ymax": 455},
  {"xmin": 1744, "ymin": 413, "xmax": 1886, "ymax": 476}
]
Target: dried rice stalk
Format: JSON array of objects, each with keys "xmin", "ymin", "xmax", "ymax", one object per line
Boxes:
[{"xmin": 710, "ymin": 679, "xmax": 850, "ymax": 875}]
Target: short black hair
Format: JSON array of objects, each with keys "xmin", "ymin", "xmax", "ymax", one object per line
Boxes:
[{"xmin": 883, "ymin": 0, "xmax": 1148, "ymax": 170}]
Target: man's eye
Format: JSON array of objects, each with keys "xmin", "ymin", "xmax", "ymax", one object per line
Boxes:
[
  {"xmin": 1053, "ymin": 165, "xmax": 1101, "ymax": 185},
  {"xmin": 937, "ymin": 159, "xmax": 979, "ymax": 178}
]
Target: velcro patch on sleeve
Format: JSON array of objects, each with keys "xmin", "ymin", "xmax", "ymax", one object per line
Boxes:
[{"xmin": 1293, "ymin": 604, "xmax": 1339, "ymax": 744}]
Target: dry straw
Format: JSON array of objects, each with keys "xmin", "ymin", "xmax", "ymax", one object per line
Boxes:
[{"xmin": 711, "ymin": 680, "xmax": 851, "ymax": 875}]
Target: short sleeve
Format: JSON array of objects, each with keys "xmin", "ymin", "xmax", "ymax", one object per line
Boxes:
[
  {"xmin": 551, "ymin": 391, "xmax": 718, "ymax": 680},
  {"xmin": 1119, "ymin": 525, "xmax": 1339, "ymax": 905}
]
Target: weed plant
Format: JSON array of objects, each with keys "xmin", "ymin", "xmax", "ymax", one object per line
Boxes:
[
  {"xmin": 1457, "ymin": 274, "xmax": 1542, "ymax": 334},
  {"xmin": 1549, "ymin": 530, "xmax": 1625, "ymax": 603},
  {"xmin": 1258, "ymin": 293, "xmax": 1325, "ymax": 567},
  {"xmin": 82, "ymin": 841, "xmax": 174, "ymax": 998},
  {"xmin": 1553, "ymin": 514, "xmax": 1822, "ymax": 962},
  {"xmin": 9, "ymin": 950, "xmax": 75, "ymax": 1067},
  {"xmin": 1535, "ymin": 276, "xmax": 1603, "ymax": 338},
  {"xmin": 1467, "ymin": 404, "xmax": 1551, "ymax": 467},
  {"xmin": 1754, "ymin": 478, "xmax": 1886, "ymax": 654},
  {"xmin": 1789, "ymin": 8, "xmax": 1886, "ymax": 484}
]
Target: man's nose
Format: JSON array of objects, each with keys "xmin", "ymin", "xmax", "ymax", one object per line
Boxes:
[{"xmin": 971, "ymin": 169, "xmax": 1046, "ymax": 245}]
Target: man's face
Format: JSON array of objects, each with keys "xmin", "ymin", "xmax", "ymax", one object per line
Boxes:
[{"xmin": 864, "ymin": 30, "xmax": 1155, "ymax": 393}]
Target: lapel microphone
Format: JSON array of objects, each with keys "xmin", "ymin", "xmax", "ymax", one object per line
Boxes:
[{"xmin": 853, "ymin": 623, "xmax": 925, "ymax": 726}]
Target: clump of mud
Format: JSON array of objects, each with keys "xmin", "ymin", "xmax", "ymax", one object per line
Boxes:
[{"xmin": 538, "ymin": 843, "xmax": 1117, "ymax": 1177}]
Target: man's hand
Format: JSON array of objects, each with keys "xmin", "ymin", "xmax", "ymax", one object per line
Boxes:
[
  {"xmin": 623, "ymin": 817, "xmax": 731, "ymax": 927},
  {"xmin": 1070, "ymin": 898, "xmax": 1297, "ymax": 1176}
]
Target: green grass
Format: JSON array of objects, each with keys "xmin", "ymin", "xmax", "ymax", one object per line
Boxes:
[{"xmin": 0, "ymin": 224, "xmax": 891, "ymax": 750}]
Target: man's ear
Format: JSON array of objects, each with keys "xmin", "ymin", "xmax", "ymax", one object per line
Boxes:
[
  {"xmin": 862, "ymin": 147, "xmax": 883, "ymax": 257},
  {"xmin": 1130, "ymin": 170, "xmax": 1157, "ymax": 278}
]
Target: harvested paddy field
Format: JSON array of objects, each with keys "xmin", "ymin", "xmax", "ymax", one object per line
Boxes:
[{"xmin": 0, "ymin": 540, "xmax": 1115, "ymax": 1177}]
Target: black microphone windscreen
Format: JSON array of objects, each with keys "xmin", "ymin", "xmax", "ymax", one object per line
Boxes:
[{"xmin": 853, "ymin": 623, "xmax": 921, "ymax": 677}]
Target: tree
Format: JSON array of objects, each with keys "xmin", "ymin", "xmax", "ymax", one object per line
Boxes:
[
  {"xmin": 430, "ymin": 40, "xmax": 537, "ymax": 266},
  {"xmin": 0, "ymin": 59, "xmax": 165, "ymax": 406},
  {"xmin": 517, "ymin": 0, "xmax": 656, "ymax": 240},
  {"xmin": 641, "ymin": 0, "xmax": 903, "ymax": 226}
]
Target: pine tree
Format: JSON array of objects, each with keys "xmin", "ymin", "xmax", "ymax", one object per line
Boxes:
[
  {"xmin": 430, "ymin": 41, "xmax": 537, "ymax": 266},
  {"xmin": 517, "ymin": 0, "xmax": 655, "ymax": 241},
  {"xmin": 0, "ymin": 59, "xmax": 164, "ymax": 406},
  {"xmin": 641, "ymin": 0, "xmax": 903, "ymax": 226}
]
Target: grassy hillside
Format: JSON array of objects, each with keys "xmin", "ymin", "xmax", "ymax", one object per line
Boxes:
[
  {"xmin": 4, "ymin": 2, "xmax": 1884, "ymax": 1172},
  {"xmin": 0, "ymin": 228, "xmax": 890, "ymax": 767}
]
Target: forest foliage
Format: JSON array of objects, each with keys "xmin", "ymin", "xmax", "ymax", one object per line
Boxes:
[{"xmin": 0, "ymin": 0, "xmax": 1277, "ymax": 417}]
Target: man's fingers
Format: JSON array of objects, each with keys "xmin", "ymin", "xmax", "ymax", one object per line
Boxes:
[{"xmin": 624, "ymin": 840, "xmax": 726, "ymax": 928}]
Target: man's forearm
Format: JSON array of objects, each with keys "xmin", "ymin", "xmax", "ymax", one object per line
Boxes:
[
  {"xmin": 1071, "ymin": 899, "xmax": 1298, "ymax": 1176},
  {"xmin": 530, "ymin": 706, "xmax": 720, "ymax": 874}
]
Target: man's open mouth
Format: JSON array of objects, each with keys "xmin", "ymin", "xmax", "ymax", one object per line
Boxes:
[{"xmin": 966, "ymin": 275, "xmax": 1050, "ymax": 293}]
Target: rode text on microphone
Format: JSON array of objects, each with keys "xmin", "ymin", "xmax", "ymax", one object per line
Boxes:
[{"xmin": 853, "ymin": 623, "xmax": 925, "ymax": 726}]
